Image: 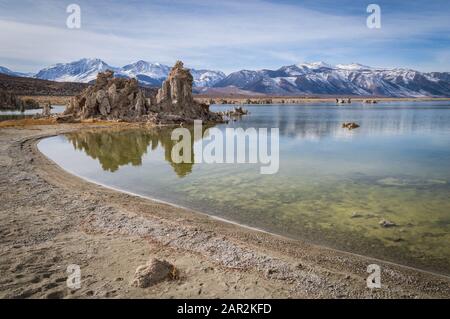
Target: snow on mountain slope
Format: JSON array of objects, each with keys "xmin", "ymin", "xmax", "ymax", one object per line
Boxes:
[
  {"xmin": 31, "ymin": 59, "xmax": 225, "ymax": 87},
  {"xmin": 0, "ymin": 66, "xmax": 19, "ymax": 77},
  {"xmin": 122, "ymin": 61, "xmax": 170, "ymax": 81},
  {"xmin": 5, "ymin": 59, "xmax": 449, "ymax": 96},
  {"xmin": 215, "ymin": 62, "xmax": 450, "ymax": 97},
  {"xmin": 190, "ymin": 69, "xmax": 226, "ymax": 87},
  {"xmin": 0, "ymin": 66, "xmax": 34, "ymax": 78},
  {"xmin": 35, "ymin": 58, "xmax": 120, "ymax": 83}
]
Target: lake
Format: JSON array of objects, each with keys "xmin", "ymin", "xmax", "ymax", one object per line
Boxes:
[
  {"xmin": 0, "ymin": 105, "xmax": 65, "ymax": 121},
  {"xmin": 38, "ymin": 102, "xmax": 450, "ymax": 275}
]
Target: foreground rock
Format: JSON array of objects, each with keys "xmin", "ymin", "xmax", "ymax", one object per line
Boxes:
[
  {"xmin": 61, "ymin": 61, "xmax": 223, "ymax": 124},
  {"xmin": 131, "ymin": 258, "xmax": 177, "ymax": 288}
]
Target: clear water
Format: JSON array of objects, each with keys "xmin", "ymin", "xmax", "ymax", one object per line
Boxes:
[
  {"xmin": 0, "ymin": 105, "xmax": 65, "ymax": 121},
  {"xmin": 38, "ymin": 102, "xmax": 450, "ymax": 275}
]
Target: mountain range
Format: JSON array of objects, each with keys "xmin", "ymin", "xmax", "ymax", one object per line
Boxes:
[
  {"xmin": 214, "ymin": 62, "xmax": 450, "ymax": 97},
  {"xmin": 1, "ymin": 59, "xmax": 449, "ymax": 97},
  {"xmin": 31, "ymin": 58, "xmax": 226, "ymax": 88}
]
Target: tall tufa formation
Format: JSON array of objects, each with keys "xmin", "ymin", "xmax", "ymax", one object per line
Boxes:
[
  {"xmin": 153, "ymin": 61, "xmax": 223, "ymax": 123},
  {"xmin": 156, "ymin": 61, "xmax": 194, "ymax": 110},
  {"xmin": 62, "ymin": 61, "xmax": 222, "ymax": 124}
]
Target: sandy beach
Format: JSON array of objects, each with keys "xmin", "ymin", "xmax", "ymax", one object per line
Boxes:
[{"xmin": 0, "ymin": 122, "xmax": 449, "ymax": 299}]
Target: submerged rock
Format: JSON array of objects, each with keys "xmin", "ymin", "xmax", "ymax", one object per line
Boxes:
[
  {"xmin": 379, "ymin": 219, "xmax": 396, "ymax": 228},
  {"xmin": 131, "ymin": 258, "xmax": 177, "ymax": 288}
]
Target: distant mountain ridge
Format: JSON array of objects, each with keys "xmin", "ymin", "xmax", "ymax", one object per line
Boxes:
[
  {"xmin": 0, "ymin": 66, "xmax": 34, "ymax": 78},
  {"xmin": 31, "ymin": 58, "xmax": 225, "ymax": 88},
  {"xmin": 1, "ymin": 59, "xmax": 449, "ymax": 97},
  {"xmin": 214, "ymin": 62, "xmax": 450, "ymax": 97}
]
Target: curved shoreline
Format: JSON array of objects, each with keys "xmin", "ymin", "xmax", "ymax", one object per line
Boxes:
[
  {"xmin": 1, "ymin": 123, "xmax": 449, "ymax": 298},
  {"xmin": 37, "ymin": 137, "xmax": 450, "ymax": 281}
]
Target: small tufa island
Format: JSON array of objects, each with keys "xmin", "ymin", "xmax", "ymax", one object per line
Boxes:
[
  {"xmin": 0, "ymin": 90, "xmax": 40, "ymax": 112},
  {"xmin": 60, "ymin": 61, "xmax": 224, "ymax": 124}
]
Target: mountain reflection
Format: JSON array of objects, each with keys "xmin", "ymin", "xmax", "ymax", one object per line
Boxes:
[{"xmin": 65, "ymin": 126, "xmax": 210, "ymax": 177}]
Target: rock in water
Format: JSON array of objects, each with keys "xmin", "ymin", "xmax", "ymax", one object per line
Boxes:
[
  {"xmin": 0, "ymin": 90, "xmax": 39, "ymax": 111},
  {"xmin": 154, "ymin": 61, "xmax": 223, "ymax": 124},
  {"xmin": 342, "ymin": 122, "xmax": 360, "ymax": 130},
  {"xmin": 42, "ymin": 101, "xmax": 51, "ymax": 116},
  {"xmin": 131, "ymin": 258, "xmax": 177, "ymax": 288},
  {"xmin": 0, "ymin": 90, "xmax": 22, "ymax": 110}
]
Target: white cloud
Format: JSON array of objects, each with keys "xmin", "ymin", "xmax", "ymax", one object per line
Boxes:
[{"xmin": 0, "ymin": 0, "xmax": 449, "ymax": 72}]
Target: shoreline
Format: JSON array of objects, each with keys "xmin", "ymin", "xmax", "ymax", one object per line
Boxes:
[
  {"xmin": 41, "ymin": 154, "xmax": 450, "ymax": 280},
  {"xmin": 39, "ymin": 139, "xmax": 450, "ymax": 281},
  {"xmin": 1, "ymin": 123, "xmax": 450, "ymax": 298},
  {"xmin": 10, "ymin": 96, "xmax": 450, "ymax": 108}
]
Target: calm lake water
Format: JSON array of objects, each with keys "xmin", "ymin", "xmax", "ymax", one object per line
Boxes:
[
  {"xmin": 0, "ymin": 105, "xmax": 65, "ymax": 121},
  {"xmin": 38, "ymin": 102, "xmax": 450, "ymax": 275}
]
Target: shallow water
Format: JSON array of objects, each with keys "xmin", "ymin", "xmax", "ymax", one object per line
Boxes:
[
  {"xmin": 0, "ymin": 105, "xmax": 65, "ymax": 121},
  {"xmin": 38, "ymin": 102, "xmax": 450, "ymax": 275}
]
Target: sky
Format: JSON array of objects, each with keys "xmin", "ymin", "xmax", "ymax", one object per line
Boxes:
[{"xmin": 0, "ymin": 0, "xmax": 449, "ymax": 74}]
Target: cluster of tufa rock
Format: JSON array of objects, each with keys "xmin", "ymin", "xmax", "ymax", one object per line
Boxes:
[
  {"xmin": 61, "ymin": 61, "xmax": 223, "ymax": 124},
  {"xmin": 0, "ymin": 90, "xmax": 40, "ymax": 111},
  {"xmin": 219, "ymin": 106, "xmax": 249, "ymax": 118}
]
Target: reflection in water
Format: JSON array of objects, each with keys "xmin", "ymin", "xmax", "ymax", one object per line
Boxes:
[
  {"xmin": 65, "ymin": 103, "xmax": 450, "ymax": 176},
  {"xmin": 217, "ymin": 104, "xmax": 450, "ymax": 140},
  {"xmin": 0, "ymin": 105, "xmax": 66, "ymax": 122},
  {"xmin": 66, "ymin": 125, "xmax": 212, "ymax": 177}
]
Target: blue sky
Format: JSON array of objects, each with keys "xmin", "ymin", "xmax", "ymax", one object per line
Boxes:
[{"xmin": 0, "ymin": 0, "xmax": 449, "ymax": 73}]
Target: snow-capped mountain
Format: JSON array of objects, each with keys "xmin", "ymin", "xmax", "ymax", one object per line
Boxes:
[
  {"xmin": 0, "ymin": 66, "xmax": 34, "ymax": 78},
  {"xmin": 121, "ymin": 60, "xmax": 170, "ymax": 86},
  {"xmin": 31, "ymin": 59, "xmax": 225, "ymax": 87},
  {"xmin": 214, "ymin": 62, "xmax": 450, "ymax": 97},
  {"xmin": 2, "ymin": 59, "xmax": 449, "ymax": 96},
  {"xmin": 0, "ymin": 66, "xmax": 19, "ymax": 77},
  {"xmin": 190, "ymin": 69, "xmax": 226, "ymax": 87},
  {"xmin": 35, "ymin": 58, "xmax": 120, "ymax": 83}
]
